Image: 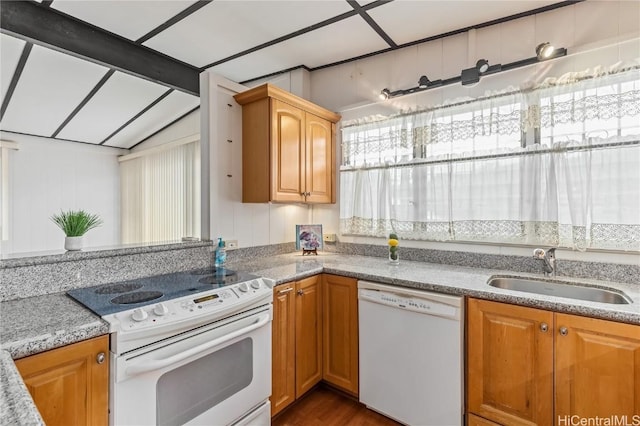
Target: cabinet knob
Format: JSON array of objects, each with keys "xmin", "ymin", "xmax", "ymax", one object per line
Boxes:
[
  {"xmin": 540, "ymin": 323, "xmax": 548, "ymax": 332},
  {"xmin": 96, "ymin": 352, "xmax": 106, "ymax": 364},
  {"xmin": 559, "ymin": 326, "xmax": 569, "ymax": 336},
  {"xmin": 297, "ymin": 289, "xmax": 304, "ymax": 296}
]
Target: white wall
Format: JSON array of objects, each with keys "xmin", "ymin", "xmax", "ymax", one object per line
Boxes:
[
  {"xmin": 201, "ymin": 73, "xmax": 311, "ymax": 249},
  {"xmin": 307, "ymin": 1, "xmax": 640, "ymax": 263},
  {"xmin": 132, "ymin": 109, "xmax": 200, "ymax": 152},
  {"xmin": 1, "ymin": 132, "xmax": 126, "ymax": 255}
]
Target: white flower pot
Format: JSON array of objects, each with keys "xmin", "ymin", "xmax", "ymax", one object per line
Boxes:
[{"xmin": 65, "ymin": 236, "xmax": 83, "ymax": 251}]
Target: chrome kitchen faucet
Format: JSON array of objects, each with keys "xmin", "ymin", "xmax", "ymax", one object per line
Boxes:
[{"xmin": 533, "ymin": 247, "xmax": 557, "ymax": 276}]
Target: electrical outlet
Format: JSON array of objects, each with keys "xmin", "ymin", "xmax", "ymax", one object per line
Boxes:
[
  {"xmin": 225, "ymin": 240, "xmax": 238, "ymax": 250},
  {"xmin": 323, "ymin": 234, "xmax": 336, "ymax": 243}
]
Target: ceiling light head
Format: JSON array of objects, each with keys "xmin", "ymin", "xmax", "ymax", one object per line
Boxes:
[
  {"xmin": 476, "ymin": 59, "xmax": 490, "ymax": 74},
  {"xmin": 418, "ymin": 75, "xmax": 430, "ymax": 89},
  {"xmin": 536, "ymin": 42, "xmax": 555, "ymax": 60},
  {"xmin": 379, "ymin": 88, "xmax": 391, "ymax": 100}
]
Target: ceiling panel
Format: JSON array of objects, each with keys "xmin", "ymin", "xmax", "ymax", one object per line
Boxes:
[
  {"xmin": 0, "ymin": 45, "xmax": 109, "ymax": 137},
  {"xmin": 143, "ymin": 0, "xmax": 353, "ymax": 67},
  {"xmin": 368, "ymin": 1, "xmax": 559, "ymax": 45},
  {"xmin": 208, "ymin": 15, "xmax": 389, "ymax": 82},
  {"xmin": 106, "ymin": 91, "xmax": 199, "ymax": 149},
  {"xmin": 52, "ymin": 0, "xmax": 193, "ymax": 41},
  {"xmin": 58, "ymin": 71, "xmax": 168, "ymax": 144},
  {"xmin": 0, "ymin": 34, "xmax": 26, "ymax": 102}
]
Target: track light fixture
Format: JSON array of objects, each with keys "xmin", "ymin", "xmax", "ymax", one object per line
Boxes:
[
  {"xmin": 536, "ymin": 42, "xmax": 565, "ymax": 60},
  {"xmin": 418, "ymin": 75, "xmax": 430, "ymax": 88},
  {"xmin": 461, "ymin": 59, "xmax": 501, "ymax": 86},
  {"xmin": 379, "ymin": 88, "xmax": 391, "ymax": 100},
  {"xmin": 476, "ymin": 59, "xmax": 490, "ymax": 74},
  {"xmin": 379, "ymin": 75, "xmax": 442, "ymax": 100},
  {"xmin": 378, "ymin": 41, "xmax": 567, "ymax": 99}
]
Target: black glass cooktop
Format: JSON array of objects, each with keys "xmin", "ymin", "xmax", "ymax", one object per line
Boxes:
[{"xmin": 67, "ymin": 268, "xmax": 259, "ymax": 317}]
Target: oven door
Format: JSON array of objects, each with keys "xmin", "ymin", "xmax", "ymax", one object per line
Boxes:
[{"xmin": 111, "ymin": 305, "xmax": 272, "ymax": 426}]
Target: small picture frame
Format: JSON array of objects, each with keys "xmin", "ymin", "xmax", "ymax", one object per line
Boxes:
[{"xmin": 295, "ymin": 224, "xmax": 323, "ymax": 255}]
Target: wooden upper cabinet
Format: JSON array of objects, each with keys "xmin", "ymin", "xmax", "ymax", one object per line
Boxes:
[
  {"xmin": 322, "ymin": 274, "xmax": 359, "ymax": 396},
  {"xmin": 555, "ymin": 313, "xmax": 640, "ymax": 418},
  {"xmin": 234, "ymin": 84, "xmax": 340, "ymax": 204},
  {"xmin": 305, "ymin": 112, "xmax": 333, "ymax": 203},
  {"xmin": 15, "ymin": 335, "xmax": 109, "ymax": 426},
  {"xmin": 271, "ymin": 99, "xmax": 305, "ymax": 202},
  {"xmin": 467, "ymin": 298, "xmax": 554, "ymax": 426}
]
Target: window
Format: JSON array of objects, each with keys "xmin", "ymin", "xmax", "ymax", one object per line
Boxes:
[
  {"xmin": 340, "ymin": 68, "xmax": 640, "ymax": 251},
  {"xmin": 119, "ymin": 136, "xmax": 200, "ymax": 244}
]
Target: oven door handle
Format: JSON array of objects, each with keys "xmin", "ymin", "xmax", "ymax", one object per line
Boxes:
[{"xmin": 125, "ymin": 313, "xmax": 270, "ymax": 376}]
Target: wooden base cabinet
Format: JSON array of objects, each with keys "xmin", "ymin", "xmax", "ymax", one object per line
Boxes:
[
  {"xmin": 15, "ymin": 335, "xmax": 109, "ymax": 426},
  {"xmin": 322, "ymin": 274, "xmax": 358, "ymax": 396},
  {"xmin": 271, "ymin": 276, "xmax": 322, "ymax": 417},
  {"xmin": 467, "ymin": 298, "xmax": 640, "ymax": 426}
]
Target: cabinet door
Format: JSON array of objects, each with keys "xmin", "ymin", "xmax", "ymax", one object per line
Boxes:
[
  {"xmin": 305, "ymin": 113, "xmax": 334, "ymax": 204},
  {"xmin": 15, "ymin": 335, "xmax": 109, "ymax": 426},
  {"xmin": 271, "ymin": 283, "xmax": 296, "ymax": 416},
  {"xmin": 271, "ymin": 99, "xmax": 305, "ymax": 202},
  {"xmin": 555, "ymin": 313, "xmax": 640, "ymax": 418},
  {"xmin": 467, "ymin": 299, "xmax": 553, "ymax": 426},
  {"xmin": 295, "ymin": 275, "xmax": 323, "ymax": 397},
  {"xmin": 322, "ymin": 274, "xmax": 359, "ymax": 395}
]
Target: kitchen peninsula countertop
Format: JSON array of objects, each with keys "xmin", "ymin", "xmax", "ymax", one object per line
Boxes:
[{"xmin": 1, "ymin": 252, "xmax": 638, "ymax": 425}]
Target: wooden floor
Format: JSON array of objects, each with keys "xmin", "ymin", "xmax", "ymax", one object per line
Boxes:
[{"xmin": 272, "ymin": 386, "xmax": 400, "ymax": 426}]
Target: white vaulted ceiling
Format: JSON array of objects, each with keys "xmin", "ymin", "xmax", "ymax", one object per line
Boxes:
[{"xmin": 0, "ymin": 0, "xmax": 566, "ymax": 149}]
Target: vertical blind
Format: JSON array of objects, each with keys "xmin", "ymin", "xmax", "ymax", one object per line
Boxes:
[
  {"xmin": 120, "ymin": 138, "xmax": 200, "ymax": 244},
  {"xmin": 340, "ymin": 66, "xmax": 640, "ymax": 251}
]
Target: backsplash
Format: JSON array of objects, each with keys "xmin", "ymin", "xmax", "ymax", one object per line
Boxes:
[
  {"xmin": 331, "ymin": 242, "xmax": 640, "ymax": 285},
  {"xmin": 0, "ymin": 242, "xmax": 213, "ymax": 302},
  {"xmin": 2, "ymin": 240, "xmax": 636, "ymax": 302}
]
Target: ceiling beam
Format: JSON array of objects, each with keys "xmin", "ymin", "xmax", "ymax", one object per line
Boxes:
[{"xmin": 0, "ymin": 0, "xmax": 200, "ymax": 95}]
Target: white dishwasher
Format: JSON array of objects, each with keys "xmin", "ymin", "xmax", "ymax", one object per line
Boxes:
[{"xmin": 358, "ymin": 281, "xmax": 463, "ymax": 426}]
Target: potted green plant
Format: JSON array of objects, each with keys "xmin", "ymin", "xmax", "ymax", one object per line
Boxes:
[{"xmin": 51, "ymin": 209, "xmax": 103, "ymax": 251}]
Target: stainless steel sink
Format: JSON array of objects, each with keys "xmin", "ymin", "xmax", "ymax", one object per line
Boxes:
[{"xmin": 488, "ymin": 277, "xmax": 632, "ymax": 304}]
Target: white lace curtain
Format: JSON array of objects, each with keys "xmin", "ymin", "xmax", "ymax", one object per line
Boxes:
[{"xmin": 340, "ymin": 67, "xmax": 640, "ymax": 251}]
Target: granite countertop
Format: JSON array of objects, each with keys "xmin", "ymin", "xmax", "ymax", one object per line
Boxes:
[
  {"xmin": 0, "ymin": 350, "xmax": 44, "ymax": 426},
  {"xmin": 0, "ymin": 293, "xmax": 109, "ymax": 425},
  {"xmin": 227, "ymin": 252, "xmax": 640, "ymax": 325},
  {"xmin": 1, "ymin": 252, "xmax": 638, "ymax": 425}
]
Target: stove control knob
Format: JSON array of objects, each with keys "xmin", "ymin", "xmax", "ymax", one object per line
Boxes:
[
  {"xmin": 132, "ymin": 308, "xmax": 148, "ymax": 322},
  {"xmin": 153, "ymin": 303, "xmax": 169, "ymax": 316},
  {"xmin": 250, "ymin": 280, "xmax": 261, "ymax": 289},
  {"xmin": 238, "ymin": 283, "xmax": 249, "ymax": 292}
]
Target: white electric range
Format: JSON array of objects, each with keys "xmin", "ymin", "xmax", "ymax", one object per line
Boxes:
[{"xmin": 68, "ymin": 267, "xmax": 274, "ymax": 426}]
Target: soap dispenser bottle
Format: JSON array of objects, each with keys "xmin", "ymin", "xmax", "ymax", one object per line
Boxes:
[{"xmin": 214, "ymin": 237, "xmax": 227, "ymax": 271}]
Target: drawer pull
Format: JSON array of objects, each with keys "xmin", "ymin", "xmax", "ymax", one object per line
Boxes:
[{"xmin": 277, "ymin": 288, "xmax": 293, "ymax": 294}]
